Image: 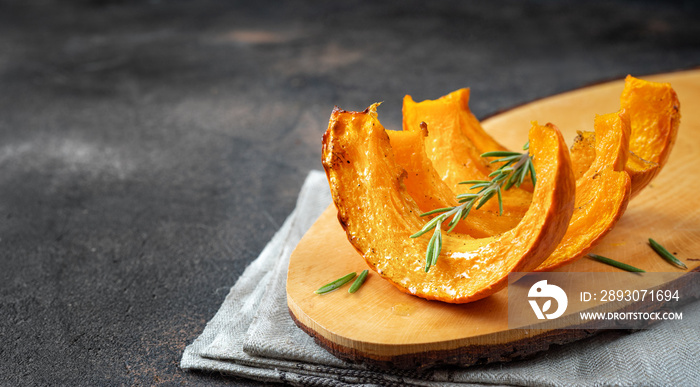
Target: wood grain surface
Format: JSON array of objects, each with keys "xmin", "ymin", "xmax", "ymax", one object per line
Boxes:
[{"xmin": 286, "ymin": 70, "xmax": 700, "ymax": 369}]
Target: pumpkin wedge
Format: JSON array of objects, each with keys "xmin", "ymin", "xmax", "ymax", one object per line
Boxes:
[
  {"xmin": 535, "ymin": 110, "xmax": 632, "ymax": 271},
  {"xmin": 621, "ymin": 75, "xmax": 680, "ymax": 197},
  {"xmin": 570, "ymin": 76, "xmax": 680, "ymax": 198},
  {"xmin": 322, "ymin": 104, "xmax": 575, "ymax": 303},
  {"xmin": 402, "ymin": 89, "xmax": 532, "ymax": 219},
  {"xmin": 387, "ymin": 127, "xmax": 520, "ymax": 238}
]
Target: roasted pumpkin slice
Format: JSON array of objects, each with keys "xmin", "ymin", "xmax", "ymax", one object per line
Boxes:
[
  {"xmin": 402, "ymin": 89, "xmax": 532, "ymax": 219},
  {"xmin": 568, "ymin": 76, "xmax": 679, "ymax": 198},
  {"xmin": 621, "ymin": 75, "xmax": 680, "ymax": 197},
  {"xmin": 536, "ymin": 110, "xmax": 632, "ymax": 271},
  {"xmin": 387, "ymin": 127, "xmax": 519, "ymax": 238},
  {"xmin": 322, "ymin": 104, "xmax": 575, "ymax": 303}
]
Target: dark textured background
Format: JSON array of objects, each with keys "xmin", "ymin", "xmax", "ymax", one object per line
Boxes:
[{"xmin": 0, "ymin": 0, "xmax": 698, "ymax": 385}]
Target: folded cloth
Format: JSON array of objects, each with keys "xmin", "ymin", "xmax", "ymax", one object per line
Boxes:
[{"xmin": 181, "ymin": 170, "xmax": 700, "ymax": 386}]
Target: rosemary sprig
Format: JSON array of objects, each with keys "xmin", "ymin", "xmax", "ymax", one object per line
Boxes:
[
  {"xmin": 588, "ymin": 253, "xmax": 645, "ymax": 273},
  {"xmin": 411, "ymin": 142, "xmax": 535, "ymax": 272},
  {"xmin": 348, "ymin": 270, "xmax": 369, "ymax": 293},
  {"xmin": 314, "ymin": 272, "xmax": 356, "ymax": 294},
  {"xmin": 648, "ymin": 238, "xmax": 687, "ymax": 269}
]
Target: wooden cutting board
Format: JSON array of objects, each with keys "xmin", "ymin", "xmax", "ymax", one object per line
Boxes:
[{"xmin": 286, "ymin": 70, "xmax": 700, "ymax": 369}]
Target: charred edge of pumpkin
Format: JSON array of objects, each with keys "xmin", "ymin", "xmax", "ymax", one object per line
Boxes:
[
  {"xmin": 322, "ymin": 107, "xmax": 412, "ymax": 271},
  {"xmin": 323, "ymin": 110, "xmax": 360, "ymax": 257},
  {"xmin": 419, "ymin": 121, "xmax": 429, "ymax": 137}
]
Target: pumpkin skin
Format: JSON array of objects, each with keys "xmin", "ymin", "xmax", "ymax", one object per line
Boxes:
[
  {"xmin": 402, "ymin": 89, "xmax": 532, "ymax": 219},
  {"xmin": 322, "ymin": 104, "xmax": 575, "ymax": 303},
  {"xmin": 535, "ymin": 110, "xmax": 632, "ymax": 271}
]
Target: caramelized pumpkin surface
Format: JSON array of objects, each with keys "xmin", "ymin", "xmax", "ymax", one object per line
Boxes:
[
  {"xmin": 402, "ymin": 89, "xmax": 532, "ymax": 219},
  {"xmin": 321, "ymin": 75, "xmax": 679, "ymax": 303},
  {"xmin": 621, "ymin": 75, "xmax": 680, "ymax": 197},
  {"xmin": 535, "ymin": 111, "xmax": 632, "ymax": 271},
  {"xmin": 569, "ymin": 76, "xmax": 679, "ymax": 198},
  {"xmin": 322, "ymin": 105, "xmax": 575, "ymax": 303},
  {"xmin": 387, "ymin": 128, "xmax": 519, "ymax": 238}
]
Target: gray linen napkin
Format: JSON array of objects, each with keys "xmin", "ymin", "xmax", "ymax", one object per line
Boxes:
[{"xmin": 181, "ymin": 170, "xmax": 700, "ymax": 386}]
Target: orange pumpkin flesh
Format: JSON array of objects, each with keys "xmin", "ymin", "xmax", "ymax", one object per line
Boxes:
[
  {"xmin": 402, "ymin": 89, "xmax": 532, "ymax": 219},
  {"xmin": 567, "ymin": 76, "xmax": 679, "ymax": 198},
  {"xmin": 321, "ymin": 76, "xmax": 679, "ymax": 303},
  {"xmin": 322, "ymin": 104, "xmax": 575, "ymax": 303},
  {"xmin": 621, "ymin": 75, "xmax": 680, "ymax": 197},
  {"xmin": 385, "ymin": 126, "xmax": 457, "ymax": 218},
  {"xmin": 535, "ymin": 110, "xmax": 632, "ymax": 271},
  {"xmin": 387, "ymin": 128, "xmax": 519, "ymax": 238},
  {"xmin": 570, "ymin": 130, "xmax": 597, "ymax": 180},
  {"xmin": 622, "ymin": 75, "xmax": 680, "ymax": 167},
  {"xmin": 625, "ymin": 153, "xmax": 659, "ymax": 197}
]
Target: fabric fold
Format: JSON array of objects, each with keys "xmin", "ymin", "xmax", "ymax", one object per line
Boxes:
[{"xmin": 182, "ymin": 170, "xmax": 700, "ymax": 386}]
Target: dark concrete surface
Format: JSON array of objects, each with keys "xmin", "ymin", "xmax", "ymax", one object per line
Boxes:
[{"xmin": 0, "ymin": 0, "xmax": 698, "ymax": 385}]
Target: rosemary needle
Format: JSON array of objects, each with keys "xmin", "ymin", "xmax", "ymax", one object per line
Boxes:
[
  {"xmin": 348, "ymin": 270, "xmax": 369, "ymax": 293},
  {"xmin": 648, "ymin": 238, "xmax": 688, "ymax": 269},
  {"xmin": 588, "ymin": 253, "xmax": 645, "ymax": 273},
  {"xmin": 314, "ymin": 272, "xmax": 356, "ymax": 294}
]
